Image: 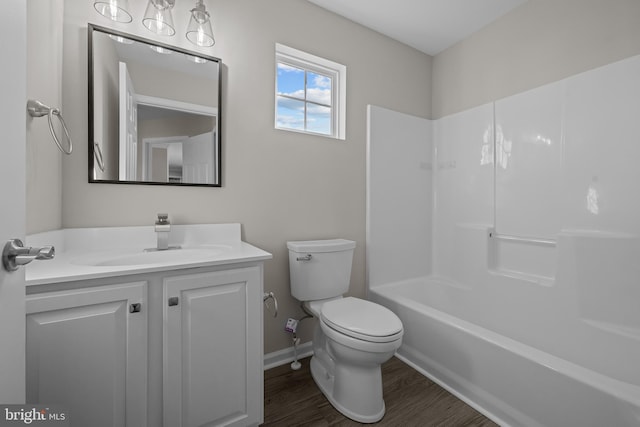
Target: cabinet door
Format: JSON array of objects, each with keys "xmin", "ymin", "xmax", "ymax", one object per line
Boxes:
[
  {"xmin": 164, "ymin": 267, "xmax": 263, "ymax": 427},
  {"xmin": 26, "ymin": 282, "xmax": 147, "ymax": 427}
]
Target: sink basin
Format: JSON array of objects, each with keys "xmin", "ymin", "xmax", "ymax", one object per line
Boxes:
[{"xmin": 71, "ymin": 245, "xmax": 232, "ymax": 267}]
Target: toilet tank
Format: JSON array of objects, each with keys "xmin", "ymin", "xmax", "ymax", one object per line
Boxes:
[{"xmin": 287, "ymin": 239, "xmax": 356, "ymax": 301}]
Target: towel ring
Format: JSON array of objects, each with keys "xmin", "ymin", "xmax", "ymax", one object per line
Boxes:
[
  {"xmin": 263, "ymin": 292, "xmax": 278, "ymax": 318},
  {"xmin": 94, "ymin": 142, "xmax": 105, "ymax": 172},
  {"xmin": 27, "ymin": 99, "xmax": 73, "ymax": 155}
]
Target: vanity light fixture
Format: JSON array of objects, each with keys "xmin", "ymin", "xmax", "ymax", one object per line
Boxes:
[
  {"xmin": 186, "ymin": 0, "xmax": 215, "ymax": 47},
  {"xmin": 143, "ymin": 0, "xmax": 176, "ymax": 36},
  {"xmin": 94, "ymin": 0, "xmax": 133, "ymax": 23}
]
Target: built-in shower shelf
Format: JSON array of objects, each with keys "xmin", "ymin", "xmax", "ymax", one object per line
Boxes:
[
  {"xmin": 488, "ymin": 268, "xmax": 554, "ymax": 287},
  {"xmin": 488, "ymin": 229, "xmax": 558, "ymax": 285},
  {"xmin": 582, "ymin": 319, "xmax": 640, "ymax": 342},
  {"xmin": 488, "ymin": 232, "xmax": 556, "ymax": 247}
]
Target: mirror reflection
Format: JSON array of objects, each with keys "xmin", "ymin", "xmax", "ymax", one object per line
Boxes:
[{"xmin": 89, "ymin": 25, "xmax": 221, "ymax": 186}]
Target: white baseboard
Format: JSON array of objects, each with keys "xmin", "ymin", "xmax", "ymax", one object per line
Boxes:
[{"xmin": 264, "ymin": 341, "xmax": 314, "ymax": 370}]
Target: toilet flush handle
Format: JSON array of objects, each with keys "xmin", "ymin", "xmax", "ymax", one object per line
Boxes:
[{"xmin": 296, "ymin": 254, "xmax": 312, "ymax": 261}]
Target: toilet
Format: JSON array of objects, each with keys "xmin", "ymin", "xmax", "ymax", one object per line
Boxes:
[{"xmin": 287, "ymin": 239, "xmax": 403, "ymax": 423}]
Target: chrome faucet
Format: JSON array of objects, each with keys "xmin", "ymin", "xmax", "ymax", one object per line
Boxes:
[{"xmin": 155, "ymin": 213, "xmax": 171, "ymax": 250}]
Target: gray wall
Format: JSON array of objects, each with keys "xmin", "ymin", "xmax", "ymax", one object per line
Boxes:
[
  {"xmin": 53, "ymin": 0, "xmax": 431, "ymax": 353},
  {"xmin": 126, "ymin": 60, "xmax": 218, "ymax": 108},
  {"xmin": 92, "ymin": 32, "xmax": 119, "ymax": 180},
  {"xmin": 432, "ymin": 0, "xmax": 640, "ymax": 118},
  {"xmin": 29, "ymin": 0, "xmax": 640, "ymax": 355},
  {"xmin": 26, "ymin": 0, "xmax": 64, "ymax": 232}
]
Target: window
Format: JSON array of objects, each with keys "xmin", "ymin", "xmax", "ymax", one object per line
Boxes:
[{"xmin": 275, "ymin": 43, "xmax": 346, "ymax": 140}]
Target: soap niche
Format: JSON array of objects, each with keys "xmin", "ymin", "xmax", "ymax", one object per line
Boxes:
[{"xmin": 487, "ymin": 229, "xmax": 557, "ymax": 286}]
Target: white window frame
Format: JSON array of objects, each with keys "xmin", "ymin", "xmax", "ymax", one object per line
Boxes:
[{"xmin": 275, "ymin": 43, "xmax": 346, "ymax": 140}]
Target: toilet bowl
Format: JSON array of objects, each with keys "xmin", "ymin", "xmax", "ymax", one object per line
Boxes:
[
  {"xmin": 287, "ymin": 238, "xmax": 403, "ymax": 423},
  {"xmin": 311, "ymin": 297, "xmax": 403, "ymax": 423}
]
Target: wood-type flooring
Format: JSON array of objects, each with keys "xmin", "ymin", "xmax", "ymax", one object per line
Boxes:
[{"xmin": 263, "ymin": 356, "xmax": 500, "ymax": 427}]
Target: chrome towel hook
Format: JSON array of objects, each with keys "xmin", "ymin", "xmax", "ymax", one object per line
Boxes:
[{"xmin": 27, "ymin": 99, "xmax": 73, "ymax": 155}]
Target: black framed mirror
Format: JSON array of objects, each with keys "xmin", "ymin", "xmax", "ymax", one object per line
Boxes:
[{"xmin": 88, "ymin": 24, "xmax": 221, "ymax": 186}]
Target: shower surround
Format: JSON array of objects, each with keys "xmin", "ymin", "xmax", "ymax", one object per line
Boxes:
[{"xmin": 366, "ymin": 55, "xmax": 640, "ymax": 426}]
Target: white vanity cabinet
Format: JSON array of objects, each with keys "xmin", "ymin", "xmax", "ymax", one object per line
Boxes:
[
  {"xmin": 26, "ymin": 264, "xmax": 266, "ymax": 427},
  {"xmin": 163, "ymin": 266, "xmax": 263, "ymax": 427},
  {"xmin": 25, "ymin": 224, "xmax": 271, "ymax": 427},
  {"xmin": 25, "ymin": 281, "xmax": 148, "ymax": 427}
]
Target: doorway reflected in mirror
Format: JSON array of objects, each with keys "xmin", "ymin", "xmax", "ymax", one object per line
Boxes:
[{"xmin": 89, "ymin": 24, "xmax": 221, "ymax": 186}]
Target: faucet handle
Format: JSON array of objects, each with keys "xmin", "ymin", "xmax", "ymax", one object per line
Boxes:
[{"xmin": 156, "ymin": 213, "xmax": 169, "ymax": 225}]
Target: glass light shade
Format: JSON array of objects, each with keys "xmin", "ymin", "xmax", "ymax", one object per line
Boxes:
[
  {"xmin": 108, "ymin": 34, "xmax": 134, "ymax": 44},
  {"xmin": 143, "ymin": 0, "xmax": 176, "ymax": 36},
  {"xmin": 94, "ymin": 0, "xmax": 133, "ymax": 23},
  {"xmin": 149, "ymin": 45, "xmax": 173, "ymax": 54},
  {"xmin": 186, "ymin": 3, "xmax": 215, "ymax": 47},
  {"xmin": 187, "ymin": 55, "xmax": 208, "ymax": 64}
]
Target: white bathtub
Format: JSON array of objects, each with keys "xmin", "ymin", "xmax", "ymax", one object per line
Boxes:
[
  {"xmin": 366, "ymin": 61, "xmax": 640, "ymax": 426},
  {"xmin": 370, "ymin": 275, "xmax": 640, "ymax": 427}
]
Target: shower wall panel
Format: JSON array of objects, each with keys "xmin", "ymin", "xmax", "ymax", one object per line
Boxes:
[
  {"xmin": 432, "ymin": 104, "xmax": 494, "ymax": 279},
  {"xmin": 366, "ymin": 105, "xmax": 432, "ymax": 289}
]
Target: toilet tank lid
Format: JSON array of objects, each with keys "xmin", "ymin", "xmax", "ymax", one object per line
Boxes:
[{"xmin": 287, "ymin": 239, "xmax": 355, "ymax": 253}]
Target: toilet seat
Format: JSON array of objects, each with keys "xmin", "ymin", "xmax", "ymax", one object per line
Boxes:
[{"xmin": 320, "ymin": 297, "xmax": 403, "ymax": 343}]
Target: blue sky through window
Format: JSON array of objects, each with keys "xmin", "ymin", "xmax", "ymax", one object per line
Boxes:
[{"xmin": 277, "ymin": 62, "xmax": 332, "ymax": 135}]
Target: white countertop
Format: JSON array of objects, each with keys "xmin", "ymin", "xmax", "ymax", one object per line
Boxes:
[{"xmin": 26, "ymin": 223, "xmax": 272, "ymax": 286}]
